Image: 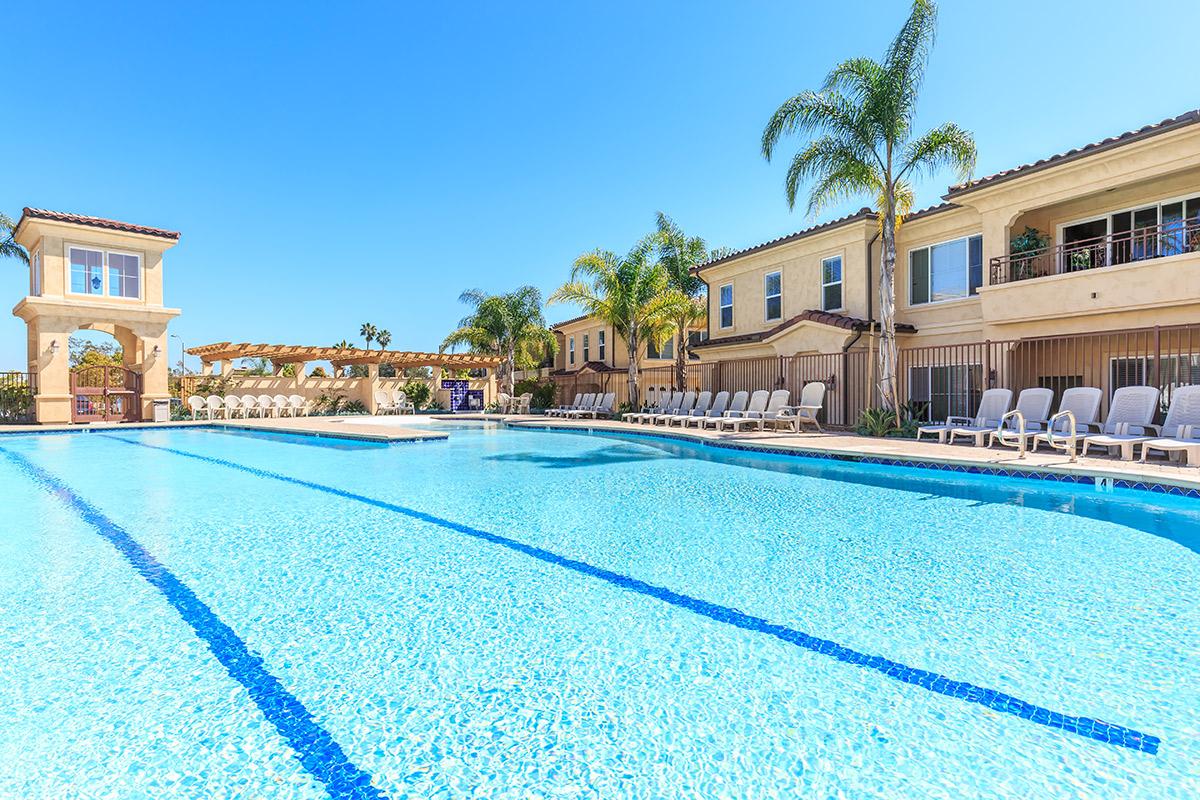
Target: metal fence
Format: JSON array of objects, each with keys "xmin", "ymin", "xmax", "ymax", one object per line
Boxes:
[
  {"xmin": 548, "ymin": 323, "xmax": 1200, "ymax": 428},
  {"xmin": 0, "ymin": 372, "xmax": 37, "ymax": 423}
]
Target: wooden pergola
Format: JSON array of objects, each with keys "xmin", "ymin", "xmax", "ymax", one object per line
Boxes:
[{"xmin": 187, "ymin": 341, "xmax": 502, "ymax": 370}]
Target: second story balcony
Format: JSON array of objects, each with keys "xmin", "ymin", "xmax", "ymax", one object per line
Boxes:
[{"xmin": 990, "ymin": 216, "xmax": 1200, "ymax": 286}]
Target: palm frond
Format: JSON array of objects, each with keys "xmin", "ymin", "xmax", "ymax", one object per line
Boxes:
[
  {"xmin": 896, "ymin": 121, "xmax": 976, "ymax": 184},
  {"xmin": 784, "ymin": 135, "xmax": 881, "ymax": 212}
]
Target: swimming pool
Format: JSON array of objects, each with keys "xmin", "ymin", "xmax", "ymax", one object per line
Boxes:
[{"xmin": 1, "ymin": 423, "xmax": 1197, "ymax": 798}]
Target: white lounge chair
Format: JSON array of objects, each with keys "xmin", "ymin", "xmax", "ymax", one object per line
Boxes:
[
  {"xmin": 564, "ymin": 393, "xmax": 604, "ymax": 418},
  {"xmin": 571, "ymin": 392, "xmax": 616, "ymax": 419},
  {"xmin": 273, "ymin": 394, "xmax": 293, "ymax": 417},
  {"xmin": 995, "ymin": 387, "xmax": 1102, "ymax": 457},
  {"xmin": 649, "ymin": 391, "xmax": 696, "ymax": 425},
  {"xmin": 683, "ymin": 391, "xmax": 730, "ymax": 427},
  {"xmin": 288, "ymin": 395, "xmax": 309, "ymax": 416},
  {"xmin": 664, "ymin": 391, "xmax": 712, "ymax": 427},
  {"xmin": 702, "ymin": 391, "xmax": 748, "ymax": 428},
  {"xmin": 241, "ymin": 394, "xmax": 260, "ymax": 418},
  {"xmin": 917, "ymin": 388, "xmax": 1013, "ymax": 444},
  {"xmin": 950, "ymin": 387, "xmax": 1053, "ymax": 447},
  {"xmin": 1079, "ymin": 385, "xmax": 1163, "ymax": 461},
  {"xmin": 257, "ymin": 394, "xmax": 276, "ymax": 418},
  {"xmin": 206, "ymin": 395, "xmax": 225, "ymax": 420},
  {"xmin": 374, "ymin": 389, "xmax": 397, "ymax": 415},
  {"xmin": 628, "ymin": 392, "xmax": 681, "ymax": 424},
  {"xmin": 223, "ymin": 394, "xmax": 243, "ymax": 419},
  {"xmin": 772, "ymin": 382, "xmax": 827, "ymax": 433},
  {"xmin": 718, "ymin": 389, "xmax": 777, "ymax": 432},
  {"xmin": 547, "ymin": 393, "xmax": 582, "ymax": 417},
  {"xmin": 187, "ymin": 395, "xmax": 208, "ymax": 420},
  {"xmin": 392, "ymin": 390, "xmax": 415, "ymax": 414},
  {"xmin": 1141, "ymin": 400, "xmax": 1200, "ymax": 466}
]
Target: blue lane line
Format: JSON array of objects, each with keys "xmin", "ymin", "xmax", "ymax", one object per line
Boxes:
[
  {"xmin": 100, "ymin": 434, "xmax": 1163, "ymax": 755},
  {"xmin": 0, "ymin": 446, "xmax": 388, "ymax": 800}
]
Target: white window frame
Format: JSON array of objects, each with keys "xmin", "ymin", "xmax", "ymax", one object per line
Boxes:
[
  {"xmin": 718, "ymin": 283, "xmax": 734, "ymax": 329},
  {"xmin": 66, "ymin": 243, "xmax": 143, "ymax": 300},
  {"xmin": 907, "ymin": 234, "xmax": 983, "ymax": 306},
  {"xmin": 568, "ymin": 336, "xmax": 575, "ymax": 366},
  {"xmin": 908, "ymin": 363, "xmax": 982, "ymax": 421},
  {"xmin": 763, "ymin": 271, "xmax": 782, "ymax": 322},
  {"xmin": 582, "ymin": 333, "xmax": 590, "ymax": 363},
  {"xmin": 820, "ymin": 254, "xmax": 843, "ymax": 312},
  {"xmin": 1057, "ymin": 191, "xmax": 1200, "ymax": 271},
  {"xmin": 31, "ymin": 249, "xmax": 41, "ymax": 296},
  {"xmin": 598, "ymin": 330, "xmax": 606, "ymax": 362}
]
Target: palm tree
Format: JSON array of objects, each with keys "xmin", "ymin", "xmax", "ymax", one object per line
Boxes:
[
  {"xmin": 761, "ymin": 0, "xmax": 975, "ymax": 411},
  {"xmin": 359, "ymin": 323, "xmax": 378, "ymax": 350},
  {"xmin": 549, "ymin": 237, "xmax": 671, "ymax": 409},
  {"xmin": 441, "ymin": 286, "xmax": 557, "ymax": 395},
  {"xmin": 376, "ymin": 329, "xmax": 391, "ymax": 350},
  {"xmin": 654, "ymin": 212, "xmax": 730, "ymax": 391},
  {"xmin": 1, "ymin": 213, "xmax": 28, "ymax": 265}
]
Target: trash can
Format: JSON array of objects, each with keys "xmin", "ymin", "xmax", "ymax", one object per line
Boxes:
[{"xmin": 153, "ymin": 399, "xmax": 171, "ymax": 423}]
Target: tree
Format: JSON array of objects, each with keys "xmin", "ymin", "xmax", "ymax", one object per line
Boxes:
[
  {"xmin": 376, "ymin": 329, "xmax": 391, "ymax": 350},
  {"xmin": 761, "ymin": 0, "xmax": 975, "ymax": 412},
  {"xmin": 0, "ymin": 213, "xmax": 28, "ymax": 265},
  {"xmin": 441, "ymin": 286, "xmax": 557, "ymax": 395},
  {"xmin": 654, "ymin": 212, "xmax": 730, "ymax": 391},
  {"xmin": 359, "ymin": 323, "xmax": 378, "ymax": 350},
  {"xmin": 549, "ymin": 237, "xmax": 671, "ymax": 409},
  {"xmin": 69, "ymin": 338, "xmax": 123, "ymax": 368}
]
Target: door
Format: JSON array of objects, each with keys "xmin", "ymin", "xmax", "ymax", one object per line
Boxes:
[{"xmin": 71, "ymin": 366, "xmax": 141, "ymax": 423}]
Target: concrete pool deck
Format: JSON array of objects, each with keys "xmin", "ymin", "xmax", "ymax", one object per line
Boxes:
[{"xmin": 5, "ymin": 412, "xmax": 1200, "ymax": 492}]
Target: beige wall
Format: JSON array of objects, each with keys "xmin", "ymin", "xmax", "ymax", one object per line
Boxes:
[{"xmin": 553, "ymin": 317, "xmax": 699, "ymax": 372}]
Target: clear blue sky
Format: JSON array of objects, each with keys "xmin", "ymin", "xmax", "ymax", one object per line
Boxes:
[{"xmin": 2, "ymin": 1, "xmax": 1196, "ymax": 370}]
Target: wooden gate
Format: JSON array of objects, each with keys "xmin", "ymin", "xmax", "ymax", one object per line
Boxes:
[{"xmin": 71, "ymin": 366, "xmax": 141, "ymax": 423}]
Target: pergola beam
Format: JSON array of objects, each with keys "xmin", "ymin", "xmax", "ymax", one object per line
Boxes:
[{"xmin": 186, "ymin": 341, "xmax": 502, "ymax": 370}]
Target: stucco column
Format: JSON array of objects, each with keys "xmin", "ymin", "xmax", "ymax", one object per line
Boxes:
[
  {"xmin": 293, "ymin": 362, "xmax": 307, "ymax": 386},
  {"xmin": 30, "ymin": 318, "xmax": 72, "ymax": 424},
  {"xmin": 201, "ymin": 360, "xmax": 214, "ymax": 376},
  {"xmin": 364, "ymin": 363, "xmax": 380, "ymax": 413},
  {"xmin": 140, "ymin": 330, "xmax": 171, "ymax": 421},
  {"xmin": 980, "ymin": 208, "xmax": 1020, "ymax": 288}
]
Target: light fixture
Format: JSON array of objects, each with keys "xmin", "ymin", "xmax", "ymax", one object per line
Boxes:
[
  {"xmin": 49, "ymin": 339, "xmax": 59, "ymax": 355},
  {"xmin": 153, "ymin": 344, "xmax": 162, "ymax": 356}
]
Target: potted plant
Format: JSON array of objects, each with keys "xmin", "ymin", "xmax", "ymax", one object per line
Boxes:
[{"xmin": 1008, "ymin": 227, "xmax": 1050, "ymax": 281}]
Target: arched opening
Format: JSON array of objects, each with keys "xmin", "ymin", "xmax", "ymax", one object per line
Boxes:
[{"xmin": 69, "ymin": 326, "xmax": 142, "ymax": 423}]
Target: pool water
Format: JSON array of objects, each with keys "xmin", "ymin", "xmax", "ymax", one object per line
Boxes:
[{"xmin": 1, "ymin": 424, "xmax": 1197, "ymax": 798}]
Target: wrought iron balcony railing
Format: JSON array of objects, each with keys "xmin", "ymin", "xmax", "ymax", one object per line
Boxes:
[{"xmin": 989, "ymin": 218, "xmax": 1200, "ymax": 286}]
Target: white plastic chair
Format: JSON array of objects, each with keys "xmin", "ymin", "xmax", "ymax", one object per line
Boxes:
[
  {"xmin": 257, "ymin": 394, "xmax": 275, "ymax": 418},
  {"xmin": 241, "ymin": 395, "xmax": 260, "ymax": 418},
  {"xmin": 917, "ymin": 388, "xmax": 1013, "ymax": 444},
  {"xmin": 206, "ymin": 395, "xmax": 225, "ymax": 420},
  {"xmin": 273, "ymin": 394, "xmax": 293, "ymax": 417},
  {"xmin": 223, "ymin": 395, "xmax": 243, "ymax": 419},
  {"xmin": 289, "ymin": 395, "xmax": 309, "ymax": 416},
  {"xmin": 187, "ymin": 395, "xmax": 208, "ymax": 420}
]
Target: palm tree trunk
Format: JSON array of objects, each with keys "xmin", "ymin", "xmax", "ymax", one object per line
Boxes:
[
  {"xmin": 505, "ymin": 344, "xmax": 517, "ymax": 396},
  {"xmin": 878, "ymin": 210, "xmax": 900, "ymax": 414},
  {"xmin": 627, "ymin": 336, "xmax": 640, "ymax": 410},
  {"xmin": 674, "ymin": 323, "xmax": 687, "ymax": 392}
]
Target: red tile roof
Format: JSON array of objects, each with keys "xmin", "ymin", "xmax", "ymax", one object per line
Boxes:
[
  {"xmin": 549, "ymin": 314, "xmax": 593, "ymax": 330},
  {"xmin": 550, "ymin": 360, "xmax": 620, "ymax": 375},
  {"xmin": 945, "ymin": 109, "xmax": 1200, "ymax": 197},
  {"xmin": 18, "ymin": 207, "xmax": 181, "ymax": 240},
  {"xmin": 695, "ymin": 310, "xmax": 915, "ymax": 348}
]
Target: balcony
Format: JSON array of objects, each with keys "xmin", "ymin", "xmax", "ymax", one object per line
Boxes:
[{"xmin": 990, "ymin": 218, "xmax": 1200, "ymax": 285}]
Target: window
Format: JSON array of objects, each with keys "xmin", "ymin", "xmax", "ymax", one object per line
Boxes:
[
  {"xmin": 719, "ymin": 284, "xmax": 733, "ymax": 328},
  {"xmin": 821, "ymin": 256, "xmax": 842, "ymax": 311},
  {"xmin": 31, "ymin": 250, "xmax": 41, "ymax": 296},
  {"xmin": 70, "ymin": 247, "xmax": 104, "ymax": 295},
  {"xmin": 909, "ymin": 235, "xmax": 983, "ymax": 305},
  {"xmin": 598, "ymin": 330, "xmax": 606, "ymax": 362},
  {"xmin": 1111, "ymin": 354, "xmax": 1200, "ymax": 413},
  {"xmin": 108, "ymin": 252, "xmax": 140, "ymax": 298},
  {"xmin": 908, "ymin": 364, "xmax": 981, "ymax": 421},
  {"xmin": 568, "ymin": 336, "xmax": 575, "ymax": 366},
  {"xmin": 1062, "ymin": 194, "xmax": 1200, "ymax": 268},
  {"xmin": 69, "ymin": 246, "xmax": 140, "ymax": 298},
  {"xmin": 764, "ymin": 271, "xmax": 782, "ymax": 321},
  {"xmin": 647, "ymin": 337, "xmax": 674, "ymax": 360},
  {"xmin": 582, "ymin": 333, "xmax": 590, "ymax": 363}
]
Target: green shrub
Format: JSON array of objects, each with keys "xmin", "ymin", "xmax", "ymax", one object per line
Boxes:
[
  {"xmin": 401, "ymin": 380, "xmax": 432, "ymax": 410},
  {"xmin": 856, "ymin": 403, "xmax": 922, "ymax": 438},
  {"xmin": 513, "ymin": 379, "xmax": 556, "ymax": 410}
]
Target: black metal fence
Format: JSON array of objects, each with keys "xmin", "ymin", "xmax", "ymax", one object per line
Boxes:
[{"xmin": 0, "ymin": 372, "xmax": 36, "ymax": 423}]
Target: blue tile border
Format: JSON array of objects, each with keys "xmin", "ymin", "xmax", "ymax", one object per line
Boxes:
[
  {"xmin": 99, "ymin": 433, "xmax": 1161, "ymax": 755},
  {"xmin": 0, "ymin": 445, "xmax": 389, "ymax": 799},
  {"xmin": 0, "ymin": 422, "xmax": 447, "ymax": 446},
  {"xmin": 512, "ymin": 421, "xmax": 1200, "ymax": 500}
]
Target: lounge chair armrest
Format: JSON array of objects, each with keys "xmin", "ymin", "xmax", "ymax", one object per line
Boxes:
[
  {"xmin": 723, "ymin": 410, "xmax": 745, "ymax": 418},
  {"xmin": 945, "ymin": 416, "xmax": 972, "ymax": 426}
]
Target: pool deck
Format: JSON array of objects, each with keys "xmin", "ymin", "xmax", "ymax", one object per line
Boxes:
[{"xmin": 5, "ymin": 413, "xmax": 1200, "ymax": 491}]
